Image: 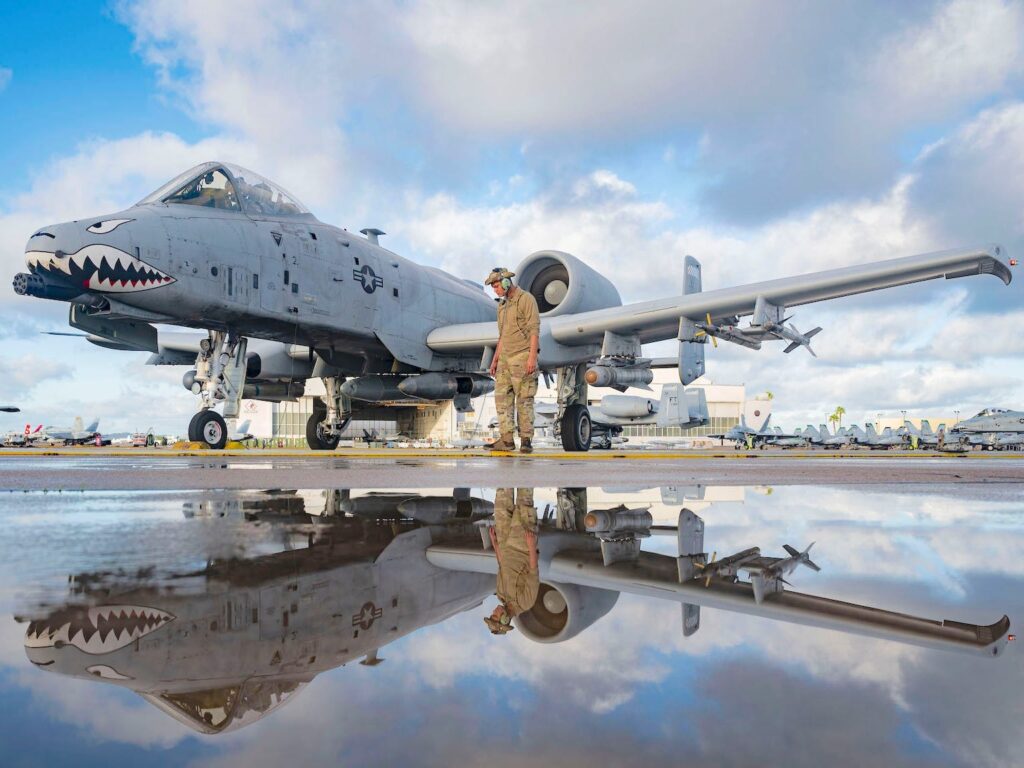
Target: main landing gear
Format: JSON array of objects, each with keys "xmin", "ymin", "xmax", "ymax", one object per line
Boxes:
[
  {"xmin": 187, "ymin": 330, "xmax": 247, "ymax": 449},
  {"xmin": 554, "ymin": 364, "xmax": 592, "ymax": 452},
  {"xmin": 306, "ymin": 376, "xmax": 351, "ymax": 450}
]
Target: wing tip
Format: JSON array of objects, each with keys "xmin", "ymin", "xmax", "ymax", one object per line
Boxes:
[{"xmin": 988, "ymin": 244, "xmax": 1013, "ymax": 285}]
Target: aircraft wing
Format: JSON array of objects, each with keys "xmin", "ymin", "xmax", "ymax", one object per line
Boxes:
[{"xmin": 427, "ymin": 245, "xmax": 1011, "ymax": 352}]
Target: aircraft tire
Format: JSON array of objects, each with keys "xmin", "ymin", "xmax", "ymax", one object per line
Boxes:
[
  {"xmin": 560, "ymin": 404, "xmax": 592, "ymax": 452},
  {"xmin": 192, "ymin": 410, "xmax": 227, "ymax": 449},
  {"xmin": 187, "ymin": 410, "xmax": 207, "ymax": 442},
  {"xmin": 306, "ymin": 412, "xmax": 341, "ymax": 451}
]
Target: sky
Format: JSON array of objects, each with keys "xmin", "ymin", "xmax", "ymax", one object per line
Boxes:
[{"xmin": 1, "ymin": 0, "xmax": 1024, "ymax": 434}]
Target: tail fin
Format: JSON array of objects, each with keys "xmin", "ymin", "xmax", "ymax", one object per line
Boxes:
[
  {"xmin": 85, "ymin": 419, "xmax": 99, "ymax": 433},
  {"xmin": 903, "ymin": 419, "xmax": 919, "ymax": 436},
  {"xmin": 920, "ymin": 419, "xmax": 933, "ymax": 437},
  {"xmin": 758, "ymin": 413, "xmax": 771, "ymax": 433},
  {"xmin": 866, "ymin": 424, "xmax": 878, "ymax": 438},
  {"xmin": 819, "ymin": 423, "xmax": 831, "ymax": 438},
  {"xmin": 72, "ymin": 416, "xmax": 83, "ymax": 433}
]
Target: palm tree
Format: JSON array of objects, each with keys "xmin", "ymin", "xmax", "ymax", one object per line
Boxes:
[{"xmin": 829, "ymin": 406, "xmax": 846, "ymax": 428}]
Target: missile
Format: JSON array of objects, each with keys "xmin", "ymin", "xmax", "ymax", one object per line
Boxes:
[
  {"xmin": 585, "ymin": 365, "xmax": 654, "ymax": 388},
  {"xmin": 340, "ymin": 376, "xmax": 408, "ymax": 402},
  {"xmin": 397, "ymin": 373, "xmax": 494, "ymax": 400}
]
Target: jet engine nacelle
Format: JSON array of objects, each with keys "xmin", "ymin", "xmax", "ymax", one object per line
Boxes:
[
  {"xmin": 515, "ymin": 581, "xmax": 619, "ymax": 644},
  {"xmin": 514, "ymin": 250, "xmax": 622, "ymax": 316}
]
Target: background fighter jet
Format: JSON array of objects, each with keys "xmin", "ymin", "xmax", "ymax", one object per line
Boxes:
[
  {"xmin": 954, "ymin": 408, "xmax": 1024, "ymax": 434},
  {"xmin": 14, "ymin": 162, "xmax": 1013, "ymax": 450},
  {"xmin": 39, "ymin": 417, "xmax": 101, "ymax": 446}
]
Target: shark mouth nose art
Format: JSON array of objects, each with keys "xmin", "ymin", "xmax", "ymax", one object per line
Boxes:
[
  {"xmin": 24, "ymin": 605, "xmax": 175, "ymax": 654},
  {"xmin": 25, "ymin": 244, "xmax": 174, "ymax": 292}
]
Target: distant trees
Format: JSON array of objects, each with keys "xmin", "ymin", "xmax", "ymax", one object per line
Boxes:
[{"xmin": 829, "ymin": 406, "xmax": 846, "ymax": 429}]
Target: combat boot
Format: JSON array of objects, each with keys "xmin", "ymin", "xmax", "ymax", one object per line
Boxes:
[
  {"xmin": 519, "ymin": 438, "xmax": 533, "ymax": 454},
  {"xmin": 487, "ymin": 433, "xmax": 516, "ymax": 452}
]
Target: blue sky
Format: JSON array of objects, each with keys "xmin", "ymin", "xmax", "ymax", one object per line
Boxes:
[{"xmin": 1, "ymin": 0, "xmax": 1023, "ymax": 434}]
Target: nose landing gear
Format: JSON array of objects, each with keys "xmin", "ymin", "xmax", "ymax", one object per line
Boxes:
[{"xmin": 187, "ymin": 330, "xmax": 247, "ymax": 449}]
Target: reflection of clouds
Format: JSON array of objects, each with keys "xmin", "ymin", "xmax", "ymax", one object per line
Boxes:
[
  {"xmin": 406, "ymin": 599, "xmax": 671, "ymax": 714},
  {"xmin": 689, "ymin": 486, "xmax": 1024, "ymax": 585}
]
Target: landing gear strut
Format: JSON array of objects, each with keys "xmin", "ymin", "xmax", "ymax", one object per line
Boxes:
[
  {"xmin": 554, "ymin": 364, "xmax": 591, "ymax": 452},
  {"xmin": 305, "ymin": 376, "xmax": 351, "ymax": 450},
  {"xmin": 187, "ymin": 330, "xmax": 247, "ymax": 449}
]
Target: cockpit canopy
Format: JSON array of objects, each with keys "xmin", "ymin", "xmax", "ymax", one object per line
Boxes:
[
  {"xmin": 138, "ymin": 162, "xmax": 312, "ymax": 218},
  {"xmin": 974, "ymin": 408, "xmax": 1008, "ymax": 417}
]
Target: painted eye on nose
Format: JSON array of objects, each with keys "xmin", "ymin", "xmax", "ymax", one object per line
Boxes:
[{"xmin": 87, "ymin": 219, "xmax": 133, "ymax": 235}]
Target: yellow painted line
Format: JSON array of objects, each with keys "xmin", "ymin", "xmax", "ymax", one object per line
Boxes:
[{"xmin": 0, "ymin": 449, "xmax": 1020, "ymax": 460}]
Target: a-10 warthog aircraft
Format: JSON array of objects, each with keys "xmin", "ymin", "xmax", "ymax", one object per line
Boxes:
[{"xmin": 13, "ymin": 162, "xmax": 1015, "ymax": 450}]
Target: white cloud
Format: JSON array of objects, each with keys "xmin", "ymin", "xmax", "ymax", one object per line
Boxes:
[{"xmin": 116, "ymin": 0, "xmax": 1024, "ymax": 219}]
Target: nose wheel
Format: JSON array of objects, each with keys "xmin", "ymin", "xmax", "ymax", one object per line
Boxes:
[{"xmin": 189, "ymin": 410, "xmax": 227, "ymax": 449}]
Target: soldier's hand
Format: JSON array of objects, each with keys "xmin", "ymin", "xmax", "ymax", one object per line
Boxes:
[
  {"xmin": 526, "ymin": 356, "xmax": 537, "ymax": 375},
  {"xmin": 489, "ymin": 359, "xmax": 499, "ymax": 377}
]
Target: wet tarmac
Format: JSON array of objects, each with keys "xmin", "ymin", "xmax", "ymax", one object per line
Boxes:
[
  {"xmin": 1, "ymin": 483, "xmax": 1021, "ymax": 767},
  {"xmin": 0, "ymin": 452, "xmax": 1023, "ymax": 490}
]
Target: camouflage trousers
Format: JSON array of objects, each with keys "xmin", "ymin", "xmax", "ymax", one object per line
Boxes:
[{"xmin": 494, "ymin": 353, "xmax": 538, "ymax": 439}]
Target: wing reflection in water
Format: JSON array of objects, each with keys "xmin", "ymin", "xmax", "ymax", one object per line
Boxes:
[{"xmin": 18, "ymin": 487, "xmax": 1012, "ymax": 734}]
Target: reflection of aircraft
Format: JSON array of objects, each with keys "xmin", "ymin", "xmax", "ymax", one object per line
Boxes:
[
  {"xmin": 22, "ymin": 490, "xmax": 494, "ymax": 734},
  {"xmin": 432, "ymin": 496, "xmax": 1011, "ymax": 652},
  {"xmin": 40, "ymin": 417, "xmax": 101, "ymax": 445},
  {"xmin": 15, "ymin": 161, "xmax": 1011, "ymax": 451},
  {"xmin": 19, "ymin": 487, "xmax": 1011, "ymax": 735}
]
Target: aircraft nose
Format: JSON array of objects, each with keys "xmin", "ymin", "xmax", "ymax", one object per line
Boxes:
[{"xmin": 24, "ymin": 221, "xmax": 83, "ymax": 271}]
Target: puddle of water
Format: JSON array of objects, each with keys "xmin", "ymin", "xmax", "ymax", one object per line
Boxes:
[{"xmin": 1, "ymin": 485, "xmax": 1021, "ymax": 767}]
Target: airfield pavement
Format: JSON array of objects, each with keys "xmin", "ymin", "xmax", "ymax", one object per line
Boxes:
[{"xmin": 0, "ymin": 448, "xmax": 1022, "ymax": 491}]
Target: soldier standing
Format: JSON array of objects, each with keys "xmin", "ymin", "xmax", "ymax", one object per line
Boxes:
[{"xmin": 483, "ymin": 267, "xmax": 540, "ymax": 454}]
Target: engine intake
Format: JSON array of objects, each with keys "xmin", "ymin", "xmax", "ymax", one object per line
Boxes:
[
  {"xmin": 515, "ymin": 581, "xmax": 619, "ymax": 643},
  {"xmin": 514, "ymin": 250, "xmax": 622, "ymax": 317}
]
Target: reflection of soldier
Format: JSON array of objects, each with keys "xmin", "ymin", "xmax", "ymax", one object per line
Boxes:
[
  {"xmin": 484, "ymin": 268, "xmax": 540, "ymax": 454},
  {"xmin": 484, "ymin": 488, "xmax": 540, "ymax": 635}
]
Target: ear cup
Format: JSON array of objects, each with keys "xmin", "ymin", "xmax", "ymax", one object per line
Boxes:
[{"xmin": 501, "ymin": 277, "xmax": 512, "ymax": 290}]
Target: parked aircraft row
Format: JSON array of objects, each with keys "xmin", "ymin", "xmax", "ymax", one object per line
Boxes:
[
  {"xmin": 1, "ymin": 418, "xmax": 103, "ymax": 447},
  {"xmin": 710, "ymin": 409, "xmax": 1024, "ymax": 451}
]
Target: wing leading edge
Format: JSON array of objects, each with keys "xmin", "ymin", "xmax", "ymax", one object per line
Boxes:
[{"xmin": 426, "ymin": 244, "xmax": 1010, "ymax": 352}]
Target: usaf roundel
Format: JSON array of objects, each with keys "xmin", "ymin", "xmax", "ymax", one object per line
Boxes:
[{"xmin": 354, "ymin": 265, "xmax": 384, "ymax": 294}]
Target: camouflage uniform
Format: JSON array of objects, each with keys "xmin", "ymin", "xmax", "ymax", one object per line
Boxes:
[
  {"xmin": 493, "ymin": 488, "xmax": 539, "ymax": 617},
  {"xmin": 494, "ymin": 287, "xmax": 540, "ymax": 440}
]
